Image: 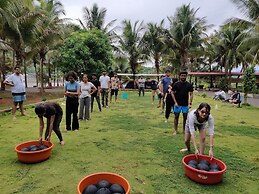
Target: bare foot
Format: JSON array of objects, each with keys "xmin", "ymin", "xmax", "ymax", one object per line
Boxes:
[
  {"xmin": 173, "ymin": 131, "xmax": 179, "ymax": 136},
  {"xmin": 60, "ymin": 141, "xmax": 65, "ymax": 145},
  {"xmin": 180, "ymin": 148, "xmax": 189, "ymax": 152},
  {"xmin": 12, "ymin": 116, "xmax": 16, "ymax": 120}
]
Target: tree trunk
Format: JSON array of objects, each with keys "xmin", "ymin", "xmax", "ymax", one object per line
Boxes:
[
  {"xmin": 48, "ymin": 59, "xmax": 52, "ymax": 87},
  {"xmin": 40, "ymin": 58, "xmax": 44, "ymax": 95},
  {"xmin": 1, "ymin": 50, "xmax": 6, "ymax": 91},
  {"xmin": 33, "ymin": 57, "xmax": 39, "ymax": 87},
  {"xmin": 23, "ymin": 58, "xmax": 28, "ymax": 88},
  {"xmin": 155, "ymin": 57, "xmax": 160, "ymax": 81}
]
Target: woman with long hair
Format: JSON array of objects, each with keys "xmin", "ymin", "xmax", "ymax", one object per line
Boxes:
[{"xmin": 180, "ymin": 102, "xmax": 214, "ymax": 159}]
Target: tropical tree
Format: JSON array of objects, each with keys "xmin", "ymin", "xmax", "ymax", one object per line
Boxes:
[
  {"xmin": 57, "ymin": 29, "xmax": 113, "ymax": 76},
  {"xmin": 143, "ymin": 21, "xmax": 167, "ymax": 79},
  {"xmin": 164, "ymin": 3, "xmax": 209, "ymax": 73},
  {"xmin": 118, "ymin": 20, "xmax": 145, "ymax": 82},
  {"xmin": 216, "ymin": 24, "xmax": 249, "ymax": 87},
  {"xmin": 243, "ymin": 66, "xmax": 256, "ymax": 103}
]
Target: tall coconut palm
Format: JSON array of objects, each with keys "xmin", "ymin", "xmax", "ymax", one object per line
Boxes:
[
  {"xmin": 118, "ymin": 20, "xmax": 145, "ymax": 83},
  {"xmin": 143, "ymin": 21, "xmax": 167, "ymax": 80},
  {"xmin": 216, "ymin": 24, "xmax": 249, "ymax": 87},
  {"xmin": 165, "ymin": 3, "xmax": 209, "ymax": 73},
  {"xmin": 33, "ymin": 0, "xmax": 65, "ymax": 94}
]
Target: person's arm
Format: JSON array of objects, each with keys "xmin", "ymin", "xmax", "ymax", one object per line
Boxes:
[
  {"xmin": 3, "ymin": 76, "xmax": 14, "ymax": 86},
  {"xmin": 97, "ymin": 85, "xmax": 101, "ymax": 96},
  {"xmin": 171, "ymin": 91, "xmax": 178, "ymax": 107},
  {"xmin": 39, "ymin": 117, "xmax": 44, "ymax": 144},
  {"xmin": 189, "ymin": 92, "xmax": 193, "ymax": 108},
  {"xmin": 208, "ymin": 116, "xmax": 214, "ymax": 159},
  {"xmin": 46, "ymin": 115, "xmax": 55, "ymax": 141},
  {"xmin": 91, "ymin": 85, "xmax": 97, "ymax": 94},
  {"xmin": 189, "ymin": 116, "xmax": 199, "ymax": 156},
  {"xmin": 160, "ymin": 80, "xmax": 164, "ymax": 96}
]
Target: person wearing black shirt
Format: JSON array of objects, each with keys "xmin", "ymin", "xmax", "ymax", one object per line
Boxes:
[
  {"xmin": 172, "ymin": 71, "xmax": 194, "ymax": 135},
  {"xmin": 91, "ymin": 73, "xmax": 102, "ymax": 112},
  {"xmin": 35, "ymin": 102, "xmax": 64, "ymax": 145}
]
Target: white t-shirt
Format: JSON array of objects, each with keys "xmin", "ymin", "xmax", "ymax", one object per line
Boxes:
[
  {"xmin": 186, "ymin": 109, "xmax": 214, "ymax": 136},
  {"xmin": 79, "ymin": 82, "xmax": 94, "ymax": 98},
  {"xmin": 138, "ymin": 78, "xmax": 146, "ymax": 88},
  {"xmin": 99, "ymin": 75, "xmax": 110, "ymax": 89},
  {"xmin": 6, "ymin": 73, "xmax": 26, "ymax": 93}
]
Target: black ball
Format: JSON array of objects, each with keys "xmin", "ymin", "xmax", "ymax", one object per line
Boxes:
[
  {"xmin": 188, "ymin": 163, "xmax": 197, "ymax": 169},
  {"xmin": 30, "ymin": 146, "xmax": 40, "ymax": 152},
  {"xmin": 109, "ymin": 184, "xmax": 125, "ymax": 193},
  {"xmin": 82, "ymin": 184, "xmax": 98, "ymax": 194},
  {"xmin": 209, "ymin": 163, "xmax": 221, "ymax": 171},
  {"xmin": 197, "ymin": 163, "xmax": 210, "ymax": 171},
  {"xmin": 209, "ymin": 168, "xmax": 220, "ymax": 172},
  {"xmin": 96, "ymin": 188, "xmax": 111, "ymax": 194},
  {"xmin": 20, "ymin": 147, "xmax": 30, "ymax": 152},
  {"xmin": 38, "ymin": 145, "xmax": 48, "ymax": 150},
  {"xmin": 28, "ymin": 145, "xmax": 37, "ymax": 150},
  {"xmin": 199, "ymin": 159, "xmax": 210, "ymax": 166},
  {"xmin": 188, "ymin": 160, "xmax": 198, "ymax": 166},
  {"xmin": 96, "ymin": 180, "xmax": 111, "ymax": 189}
]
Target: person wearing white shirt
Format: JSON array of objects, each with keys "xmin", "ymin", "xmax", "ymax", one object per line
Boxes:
[
  {"xmin": 99, "ymin": 70, "xmax": 110, "ymax": 108},
  {"xmin": 79, "ymin": 74, "xmax": 97, "ymax": 120},
  {"xmin": 180, "ymin": 103, "xmax": 214, "ymax": 159},
  {"xmin": 4, "ymin": 66, "xmax": 26, "ymax": 120},
  {"xmin": 137, "ymin": 76, "xmax": 146, "ymax": 96}
]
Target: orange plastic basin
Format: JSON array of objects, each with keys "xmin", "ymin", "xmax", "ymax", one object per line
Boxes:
[
  {"xmin": 15, "ymin": 140, "xmax": 54, "ymax": 164},
  {"xmin": 77, "ymin": 172, "xmax": 130, "ymax": 194},
  {"xmin": 182, "ymin": 154, "xmax": 227, "ymax": 184}
]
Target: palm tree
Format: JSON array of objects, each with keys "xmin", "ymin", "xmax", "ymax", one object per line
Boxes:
[
  {"xmin": 143, "ymin": 21, "xmax": 167, "ymax": 80},
  {"xmin": 118, "ymin": 20, "xmax": 145, "ymax": 83},
  {"xmin": 216, "ymin": 24, "xmax": 249, "ymax": 87},
  {"xmin": 165, "ymin": 3, "xmax": 209, "ymax": 73}
]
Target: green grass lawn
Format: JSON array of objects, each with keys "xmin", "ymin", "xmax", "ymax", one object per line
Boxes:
[{"xmin": 0, "ymin": 91, "xmax": 259, "ymax": 194}]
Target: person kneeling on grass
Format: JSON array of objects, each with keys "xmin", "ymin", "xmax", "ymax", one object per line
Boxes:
[
  {"xmin": 35, "ymin": 102, "xmax": 65, "ymax": 145},
  {"xmin": 180, "ymin": 102, "xmax": 214, "ymax": 159}
]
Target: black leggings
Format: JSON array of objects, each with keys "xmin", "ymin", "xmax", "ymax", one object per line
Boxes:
[
  {"xmin": 165, "ymin": 97, "xmax": 174, "ymax": 119},
  {"xmin": 66, "ymin": 97, "xmax": 79, "ymax": 130},
  {"xmin": 45, "ymin": 113, "xmax": 63, "ymax": 141}
]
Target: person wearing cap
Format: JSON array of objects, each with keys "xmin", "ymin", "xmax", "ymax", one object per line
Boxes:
[
  {"xmin": 171, "ymin": 71, "xmax": 194, "ymax": 135},
  {"xmin": 99, "ymin": 70, "xmax": 110, "ymax": 108},
  {"xmin": 110, "ymin": 73, "xmax": 120, "ymax": 103},
  {"xmin": 35, "ymin": 102, "xmax": 65, "ymax": 145}
]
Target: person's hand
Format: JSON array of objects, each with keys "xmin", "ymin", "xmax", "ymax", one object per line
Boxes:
[
  {"xmin": 38, "ymin": 137, "xmax": 42, "ymax": 145},
  {"xmin": 46, "ymin": 135, "xmax": 51, "ymax": 142},
  {"xmin": 209, "ymin": 148, "xmax": 214, "ymax": 160},
  {"xmin": 175, "ymin": 102, "xmax": 179, "ymax": 108},
  {"xmin": 195, "ymin": 148, "xmax": 199, "ymax": 158},
  {"xmin": 188, "ymin": 104, "xmax": 192, "ymax": 109}
]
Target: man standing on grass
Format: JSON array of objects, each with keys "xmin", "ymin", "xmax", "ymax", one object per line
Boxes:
[
  {"xmin": 99, "ymin": 70, "xmax": 110, "ymax": 108},
  {"xmin": 110, "ymin": 73, "xmax": 120, "ymax": 103},
  {"xmin": 137, "ymin": 75, "xmax": 146, "ymax": 96},
  {"xmin": 171, "ymin": 71, "xmax": 193, "ymax": 135},
  {"xmin": 160, "ymin": 70, "xmax": 172, "ymax": 113},
  {"xmin": 91, "ymin": 73, "xmax": 102, "ymax": 112},
  {"xmin": 4, "ymin": 66, "xmax": 27, "ymax": 120}
]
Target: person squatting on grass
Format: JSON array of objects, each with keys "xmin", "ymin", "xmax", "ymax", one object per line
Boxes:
[
  {"xmin": 3, "ymin": 66, "xmax": 27, "ymax": 120},
  {"xmin": 64, "ymin": 71, "xmax": 80, "ymax": 131},
  {"xmin": 79, "ymin": 74, "xmax": 97, "ymax": 120},
  {"xmin": 171, "ymin": 71, "xmax": 193, "ymax": 135},
  {"xmin": 180, "ymin": 102, "xmax": 214, "ymax": 159},
  {"xmin": 35, "ymin": 102, "xmax": 65, "ymax": 145}
]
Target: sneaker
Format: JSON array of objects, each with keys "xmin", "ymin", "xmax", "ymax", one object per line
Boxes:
[{"xmin": 164, "ymin": 120, "xmax": 168, "ymax": 123}]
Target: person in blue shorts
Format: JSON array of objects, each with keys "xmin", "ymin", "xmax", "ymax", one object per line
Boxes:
[{"xmin": 172, "ymin": 71, "xmax": 193, "ymax": 135}]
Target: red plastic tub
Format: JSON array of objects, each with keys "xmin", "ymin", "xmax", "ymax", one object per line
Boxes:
[
  {"xmin": 182, "ymin": 154, "xmax": 227, "ymax": 184},
  {"xmin": 77, "ymin": 172, "xmax": 130, "ymax": 194},
  {"xmin": 15, "ymin": 140, "xmax": 54, "ymax": 164}
]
